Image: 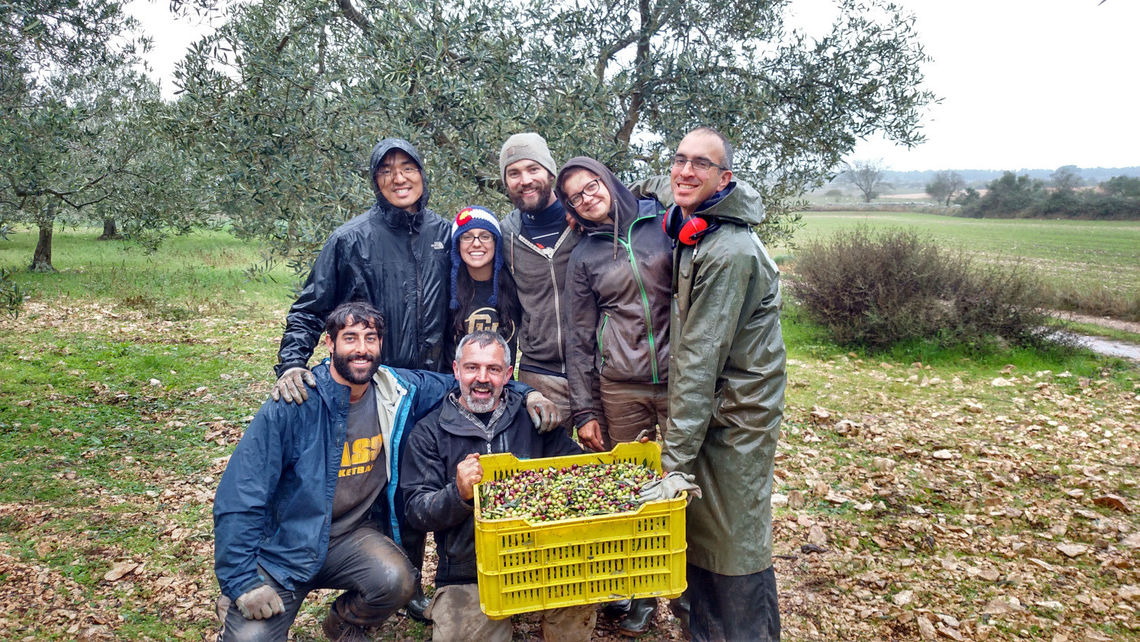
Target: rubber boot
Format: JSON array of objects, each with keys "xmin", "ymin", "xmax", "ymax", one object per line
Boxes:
[
  {"xmin": 618, "ymin": 597, "xmax": 657, "ymax": 637},
  {"xmin": 404, "ymin": 585, "xmax": 431, "ymax": 623}
]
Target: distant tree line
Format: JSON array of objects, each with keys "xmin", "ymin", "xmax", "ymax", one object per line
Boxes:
[
  {"xmin": 947, "ymin": 168, "xmax": 1140, "ymax": 219},
  {"xmin": 886, "ymin": 166, "xmax": 1140, "ymax": 186}
]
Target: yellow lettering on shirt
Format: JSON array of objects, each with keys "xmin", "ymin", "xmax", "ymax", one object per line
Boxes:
[{"xmin": 339, "ymin": 434, "xmax": 383, "ymax": 478}]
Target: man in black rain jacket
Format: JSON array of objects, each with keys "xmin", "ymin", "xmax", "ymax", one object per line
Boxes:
[
  {"xmin": 273, "ymin": 137, "xmax": 452, "ymax": 402},
  {"xmin": 270, "ymin": 137, "xmax": 451, "ymax": 623}
]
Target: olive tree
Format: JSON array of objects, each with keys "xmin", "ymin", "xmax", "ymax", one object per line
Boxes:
[
  {"xmin": 1, "ymin": 0, "xmax": 202, "ymax": 271},
  {"xmin": 925, "ymin": 170, "xmax": 965, "ymax": 206},
  {"xmin": 175, "ymin": 0, "xmax": 935, "ymax": 264}
]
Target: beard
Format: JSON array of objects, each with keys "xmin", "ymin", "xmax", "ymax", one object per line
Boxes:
[
  {"xmin": 462, "ymin": 381, "xmax": 500, "ymax": 413},
  {"xmin": 332, "ymin": 349, "xmax": 381, "ymax": 385},
  {"xmin": 509, "ymin": 181, "xmax": 553, "ymax": 215}
]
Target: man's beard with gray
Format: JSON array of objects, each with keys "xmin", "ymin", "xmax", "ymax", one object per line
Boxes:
[{"xmin": 463, "ymin": 381, "xmax": 498, "ymax": 413}]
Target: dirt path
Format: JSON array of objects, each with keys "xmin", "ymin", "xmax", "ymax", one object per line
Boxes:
[
  {"xmin": 1047, "ymin": 310, "xmax": 1140, "ymax": 362},
  {"xmin": 1052, "ymin": 310, "xmax": 1140, "ymax": 335}
]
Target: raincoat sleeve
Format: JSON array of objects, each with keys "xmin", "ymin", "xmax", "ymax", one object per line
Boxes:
[
  {"xmin": 402, "ymin": 420, "xmax": 473, "ymax": 533},
  {"xmin": 562, "ymin": 249, "xmax": 603, "ymax": 426},
  {"xmin": 628, "ymin": 175, "xmax": 675, "ymax": 208},
  {"xmin": 662, "ymin": 247, "xmax": 753, "ymax": 475},
  {"xmin": 213, "ymin": 401, "xmax": 289, "ymax": 600},
  {"xmin": 275, "ymin": 235, "xmax": 344, "ymax": 377}
]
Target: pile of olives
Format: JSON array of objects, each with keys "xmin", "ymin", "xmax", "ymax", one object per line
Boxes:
[{"xmin": 479, "ymin": 462, "xmax": 659, "ymax": 522}]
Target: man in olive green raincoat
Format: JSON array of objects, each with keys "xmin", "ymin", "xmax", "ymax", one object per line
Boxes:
[{"xmin": 637, "ymin": 126, "xmax": 786, "ymax": 641}]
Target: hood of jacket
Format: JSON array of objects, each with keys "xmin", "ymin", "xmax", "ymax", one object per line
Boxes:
[
  {"xmin": 690, "ymin": 179, "xmax": 767, "ymax": 228},
  {"xmin": 555, "ymin": 157, "xmax": 641, "ymax": 239},
  {"xmin": 368, "ymin": 138, "xmax": 431, "ymax": 227}
]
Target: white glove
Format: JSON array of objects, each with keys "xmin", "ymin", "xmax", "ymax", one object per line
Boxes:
[
  {"xmin": 272, "ymin": 367, "xmax": 316, "ymax": 403},
  {"xmin": 234, "ymin": 583, "xmax": 285, "ymax": 620},
  {"xmin": 638, "ymin": 472, "xmax": 702, "ymax": 505}
]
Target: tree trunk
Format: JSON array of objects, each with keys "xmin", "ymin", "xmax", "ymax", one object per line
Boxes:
[
  {"xmin": 31, "ymin": 219, "xmax": 55, "ymax": 272},
  {"xmin": 98, "ymin": 217, "xmax": 121, "ymax": 240}
]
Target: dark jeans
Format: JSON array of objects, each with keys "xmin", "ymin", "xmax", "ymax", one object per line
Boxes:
[
  {"xmin": 218, "ymin": 524, "xmax": 415, "ymax": 642},
  {"xmin": 684, "ymin": 564, "xmax": 780, "ymax": 642}
]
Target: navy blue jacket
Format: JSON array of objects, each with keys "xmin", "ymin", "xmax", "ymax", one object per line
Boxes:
[{"xmin": 213, "ymin": 361, "xmax": 454, "ymax": 601}]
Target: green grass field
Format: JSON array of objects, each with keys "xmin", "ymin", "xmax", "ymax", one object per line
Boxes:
[
  {"xmin": 775, "ymin": 211, "xmax": 1140, "ymax": 320},
  {"xmin": 0, "ymin": 225, "xmax": 1137, "ymax": 641}
]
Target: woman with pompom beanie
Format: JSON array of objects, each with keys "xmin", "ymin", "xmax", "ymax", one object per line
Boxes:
[{"xmin": 445, "ymin": 206, "xmax": 521, "ymax": 365}]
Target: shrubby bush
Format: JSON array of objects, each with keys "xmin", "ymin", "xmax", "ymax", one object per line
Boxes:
[
  {"xmin": 789, "ymin": 227, "xmax": 1050, "ymax": 349},
  {"xmin": 0, "ymin": 267, "xmax": 23, "ymax": 317}
]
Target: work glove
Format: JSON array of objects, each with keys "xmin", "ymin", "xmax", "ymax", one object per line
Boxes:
[
  {"xmin": 271, "ymin": 366, "xmax": 316, "ymax": 404},
  {"xmin": 234, "ymin": 583, "xmax": 285, "ymax": 620},
  {"xmin": 637, "ymin": 472, "xmax": 702, "ymax": 505},
  {"xmin": 525, "ymin": 391, "xmax": 562, "ymax": 433}
]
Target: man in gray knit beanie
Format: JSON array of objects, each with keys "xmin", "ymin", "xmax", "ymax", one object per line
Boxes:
[
  {"xmin": 497, "ymin": 132, "xmax": 603, "ymax": 445},
  {"xmin": 499, "ymin": 132, "xmax": 557, "ymax": 185}
]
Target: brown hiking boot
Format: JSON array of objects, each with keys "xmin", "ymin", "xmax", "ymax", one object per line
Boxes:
[{"xmin": 322, "ymin": 606, "xmax": 370, "ymax": 642}]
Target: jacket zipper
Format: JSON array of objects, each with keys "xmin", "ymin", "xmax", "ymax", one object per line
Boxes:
[
  {"xmin": 596, "ymin": 314, "xmax": 609, "ymax": 372},
  {"xmin": 605, "ymin": 214, "xmax": 660, "ymax": 383},
  {"xmin": 511, "ymin": 225, "xmax": 573, "ymax": 374}
]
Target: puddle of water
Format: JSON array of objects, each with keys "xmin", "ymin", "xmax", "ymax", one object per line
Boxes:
[{"xmin": 1052, "ymin": 331, "xmax": 1140, "ymax": 362}]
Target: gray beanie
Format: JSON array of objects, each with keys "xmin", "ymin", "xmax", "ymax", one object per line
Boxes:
[{"xmin": 499, "ymin": 133, "xmax": 557, "ymax": 182}]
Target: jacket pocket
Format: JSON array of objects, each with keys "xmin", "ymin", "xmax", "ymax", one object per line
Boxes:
[{"xmin": 595, "ymin": 314, "xmax": 610, "ymax": 373}]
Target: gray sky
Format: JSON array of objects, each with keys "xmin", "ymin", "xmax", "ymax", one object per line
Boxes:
[
  {"xmin": 836, "ymin": 0, "xmax": 1140, "ymax": 171},
  {"xmin": 129, "ymin": 0, "xmax": 1140, "ymax": 173}
]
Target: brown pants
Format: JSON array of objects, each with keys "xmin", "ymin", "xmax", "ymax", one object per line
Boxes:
[
  {"xmin": 600, "ymin": 378, "xmax": 668, "ymax": 448},
  {"xmin": 424, "ymin": 583, "xmax": 596, "ymax": 642}
]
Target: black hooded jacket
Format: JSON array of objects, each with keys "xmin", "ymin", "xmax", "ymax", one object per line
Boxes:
[
  {"xmin": 275, "ymin": 138, "xmax": 452, "ymax": 375},
  {"xmin": 401, "ymin": 388, "xmax": 581, "ymax": 587}
]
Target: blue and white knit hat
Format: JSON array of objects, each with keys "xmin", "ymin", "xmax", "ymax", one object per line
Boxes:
[{"xmin": 450, "ymin": 205, "xmax": 504, "ymax": 310}]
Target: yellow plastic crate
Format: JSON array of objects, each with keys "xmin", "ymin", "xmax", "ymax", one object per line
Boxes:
[{"xmin": 474, "ymin": 441, "xmax": 686, "ymax": 618}]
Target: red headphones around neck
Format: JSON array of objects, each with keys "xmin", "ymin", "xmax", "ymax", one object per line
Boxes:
[{"xmin": 662, "ymin": 207, "xmax": 719, "ymax": 245}]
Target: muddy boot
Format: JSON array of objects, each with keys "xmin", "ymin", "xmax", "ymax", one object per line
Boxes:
[
  {"xmin": 404, "ymin": 585, "xmax": 431, "ymax": 623},
  {"xmin": 322, "ymin": 604, "xmax": 370, "ymax": 642},
  {"xmin": 618, "ymin": 597, "xmax": 657, "ymax": 637},
  {"xmin": 601, "ymin": 598, "xmax": 632, "ymax": 619}
]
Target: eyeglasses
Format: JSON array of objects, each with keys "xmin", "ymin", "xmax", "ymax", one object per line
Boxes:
[
  {"xmin": 567, "ymin": 178, "xmax": 602, "ymax": 207},
  {"xmin": 671, "ymin": 155, "xmax": 727, "ymax": 173},
  {"xmin": 376, "ymin": 165, "xmax": 421, "ymax": 180},
  {"xmin": 459, "ymin": 232, "xmax": 494, "ymax": 246}
]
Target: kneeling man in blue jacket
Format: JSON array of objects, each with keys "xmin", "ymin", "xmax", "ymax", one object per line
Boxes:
[{"xmin": 213, "ymin": 302, "xmax": 559, "ymax": 641}]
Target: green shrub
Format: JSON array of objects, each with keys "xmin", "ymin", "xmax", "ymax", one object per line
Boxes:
[
  {"xmin": 0, "ymin": 267, "xmax": 22, "ymax": 316},
  {"xmin": 789, "ymin": 227, "xmax": 1050, "ymax": 349}
]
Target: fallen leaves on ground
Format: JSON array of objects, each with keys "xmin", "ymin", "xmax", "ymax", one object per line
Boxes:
[{"xmin": 1, "ymin": 304, "xmax": 1136, "ymax": 640}]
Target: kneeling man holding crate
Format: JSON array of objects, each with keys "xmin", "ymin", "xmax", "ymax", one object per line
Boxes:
[{"xmin": 401, "ymin": 331, "xmax": 596, "ymax": 641}]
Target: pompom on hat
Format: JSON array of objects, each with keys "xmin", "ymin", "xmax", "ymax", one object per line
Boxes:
[{"xmin": 450, "ymin": 205, "xmax": 503, "ymax": 310}]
